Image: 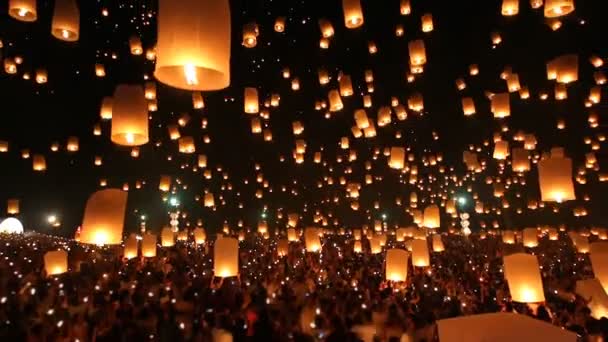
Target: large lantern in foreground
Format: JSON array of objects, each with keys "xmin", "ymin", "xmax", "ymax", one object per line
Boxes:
[
  {"xmin": 80, "ymin": 189, "xmax": 127, "ymax": 246},
  {"xmin": 386, "ymin": 249, "xmax": 409, "ymax": 282},
  {"xmin": 544, "ymin": 0, "xmax": 574, "ymax": 18},
  {"xmin": 503, "ymin": 253, "xmax": 545, "ymax": 303},
  {"xmin": 590, "ymin": 248, "xmax": 608, "ymax": 294},
  {"xmin": 155, "ymin": 0, "xmax": 231, "ymax": 90},
  {"xmin": 51, "ymin": 0, "xmax": 79, "ymax": 42},
  {"xmin": 342, "ymin": 0, "xmax": 364, "ymax": 28},
  {"xmin": 44, "ymin": 250, "xmax": 68, "ymax": 276},
  {"xmin": 422, "ymin": 205, "xmax": 440, "ymax": 229},
  {"xmin": 214, "ymin": 237, "xmax": 239, "ymax": 277},
  {"xmin": 111, "ymin": 85, "xmax": 149, "ymax": 146}
]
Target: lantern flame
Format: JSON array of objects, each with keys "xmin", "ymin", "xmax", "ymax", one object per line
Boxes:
[
  {"xmin": 184, "ymin": 64, "xmax": 198, "ymax": 86},
  {"xmin": 18, "ymin": 8, "xmax": 28, "ymax": 17}
]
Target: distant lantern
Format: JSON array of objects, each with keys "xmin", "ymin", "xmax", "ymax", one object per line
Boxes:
[
  {"xmin": 123, "ymin": 235, "xmax": 138, "ymax": 259},
  {"xmin": 353, "ymin": 240, "xmax": 362, "ymax": 253},
  {"xmin": 80, "ymin": 189, "xmax": 127, "ymax": 246},
  {"xmin": 178, "ymin": 136, "xmax": 195, "ymax": 153},
  {"xmin": 523, "ymin": 228, "xmax": 539, "ymax": 247},
  {"xmin": 544, "ymin": 0, "xmax": 574, "ymax": 18},
  {"xmin": 423, "ymin": 205, "xmax": 440, "ymax": 229},
  {"xmin": 389, "ymin": 147, "xmax": 406, "ymax": 170},
  {"xmin": 432, "ymin": 234, "xmax": 445, "ymax": 252},
  {"xmin": 159, "ymin": 175, "xmax": 171, "ymax": 192},
  {"xmin": 386, "ymin": 249, "xmax": 410, "ymax": 281},
  {"xmin": 32, "ymin": 154, "xmax": 46, "ymax": 171},
  {"xmin": 44, "ymin": 250, "xmax": 68, "ymax": 276},
  {"xmin": 491, "ymin": 93, "xmax": 510, "ymax": 118},
  {"xmin": 493, "ymin": 140, "xmax": 509, "ymax": 160},
  {"xmin": 411, "ymin": 239, "xmax": 430, "ymax": 267},
  {"xmin": 554, "ymin": 54, "xmax": 578, "ymax": 84},
  {"xmin": 51, "ymin": 0, "xmax": 79, "ymax": 41},
  {"xmin": 339, "ymin": 75, "xmax": 354, "ymax": 96},
  {"xmin": 277, "ymin": 239, "xmax": 289, "ymax": 257},
  {"xmin": 512, "ymin": 148, "xmax": 530, "ymax": 172},
  {"xmin": 305, "ymin": 227, "xmax": 322, "ymax": 252},
  {"xmin": 538, "ymin": 151, "xmax": 575, "ymax": 202},
  {"xmin": 287, "ymin": 228, "xmax": 298, "ymax": 242},
  {"xmin": 7, "ymin": 199, "xmax": 19, "ymax": 215},
  {"xmin": 421, "ymin": 14, "xmax": 434, "ymax": 32},
  {"xmin": 161, "ymin": 227, "xmax": 175, "ymax": 247},
  {"xmin": 408, "ymin": 40, "xmax": 426, "ymax": 66},
  {"xmin": 100, "ymin": 96, "xmax": 113, "ymax": 120},
  {"xmin": 214, "ymin": 237, "xmax": 239, "ymax": 277},
  {"xmin": 328, "ymin": 90, "xmax": 344, "ymax": 112},
  {"xmin": 462, "ymin": 97, "xmax": 476, "ymax": 116},
  {"xmin": 129, "ymin": 35, "xmax": 143, "ymax": 55},
  {"xmin": 503, "ymin": 253, "xmax": 545, "ymax": 303},
  {"xmin": 342, "ymin": 0, "xmax": 364, "ymax": 28},
  {"xmin": 9, "ymin": 0, "xmax": 37, "ymax": 22},
  {"xmin": 141, "ymin": 234, "xmax": 157, "ymax": 257},
  {"xmin": 192, "ymin": 92, "xmax": 205, "ymax": 109},
  {"xmin": 274, "ymin": 17, "xmax": 286, "ymax": 32},
  {"xmin": 242, "ymin": 22, "xmax": 258, "ymax": 47},
  {"xmin": 502, "ymin": 0, "xmax": 519, "ymax": 15},
  {"xmin": 155, "ymin": 0, "xmax": 231, "ymax": 90},
  {"xmin": 318, "ymin": 19, "xmax": 334, "ymax": 38},
  {"xmin": 204, "ymin": 193, "xmax": 215, "ymax": 207},
  {"xmin": 35, "ymin": 69, "xmax": 48, "ymax": 84},
  {"xmin": 95, "ymin": 64, "xmax": 106, "ymax": 77},
  {"xmin": 111, "ymin": 85, "xmax": 148, "ymax": 146},
  {"xmin": 244, "ymin": 87, "xmax": 259, "ymax": 114}
]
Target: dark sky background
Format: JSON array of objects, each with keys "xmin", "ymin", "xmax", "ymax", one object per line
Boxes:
[{"xmin": 0, "ymin": 0, "xmax": 606, "ymax": 237}]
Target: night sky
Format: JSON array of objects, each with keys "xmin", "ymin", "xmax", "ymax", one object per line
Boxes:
[{"xmin": 0, "ymin": 0, "xmax": 606, "ymax": 237}]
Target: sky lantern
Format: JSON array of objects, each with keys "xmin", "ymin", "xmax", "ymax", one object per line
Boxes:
[
  {"xmin": 244, "ymin": 87, "xmax": 259, "ymax": 113},
  {"xmin": 80, "ymin": 189, "xmax": 127, "ymax": 246},
  {"xmin": 408, "ymin": 40, "xmax": 426, "ymax": 66},
  {"xmin": 538, "ymin": 149, "xmax": 575, "ymax": 202},
  {"xmin": 590, "ymin": 248, "xmax": 608, "ymax": 294},
  {"xmin": 411, "ymin": 239, "xmax": 430, "ymax": 267},
  {"xmin": 461, "ymin": 97, "xmax": 476, "ymax": 116},
  {"xmin": 277, "ymin": 239, "xmax": 289, "ymax": 257},
  {"xmin": 491, "ymin": 93, "xmax": 510, "ymax": 118},
  {"xmin": 242, "ymin": 22, "xmax": 258, "ymax": 47},
  {"xmin": 503, "ymin": 253, "xmax": 545, "ymax": 303},
  {"xmin": 512, "ymin": 148, "xmax": 530, "ymax": 172},
  {"xmin": 100, "ymin": 96, "xmax": 113, "ymax": 120},
  {"xmin": 274, "ymin": 17, "xmax": 286, "ymax": 32},
  {"xmin": 423, "ymin": 204, "xmax": 440, "ymax": 228},
  {"xmin": 493, "ymin": 140, "xmax": 509, "ymax": 160},
  {"xmin": 7, "ymin": 199, "xmax": 19, "ymax": 215},
  {"xmin": 178, "ymin": 136, "xmax": 196, "ymax": 153},
  {"xmin": 386, "ymin": 249, "xmax": 409, "ymax": 281},
  {"xmin": 204, "ymin": 192, "xmax": 215, "ymax": 207},
  {"xmin": 161, "ymin": 227, "xmax": 175, "ymax": 247},
  {"xmin": 318, "ymin": 19, "xmax": 334, "ymax": 38},
  {"xmin": 544, "ymin": 0, "xmax": 574, "ymax": 17},
  {"xmin": 523, "ymin": 228, "xmax": 539, "ymax": 247},
  {"xmin": 141, "ymin": 234, "xmax": 157, "ymax": 257},
  {"xmin": 328, "ymin": 90, "xmax": 344, "ymax": 112},
  {"xmin": 353, "ymin": 240, "xmax": 362, "ymax": 253},
  {"xmin": 44, "ymin": 250, "xmax": 68, "ymax": 276},
  {"xmin": 305, "ymin": 227, "xmax": 321, "ymax": 252},
  {"xmin": 502, "ymin": 230, "xmax": 515, "ymax": 244},
  {"xmin": 554, "ymin": 54, "xmax": 578, "ymax": 83},
  {"xmin": 576, "ymin": 279, "xmax": 608, "ymax": 320},
  {"xmin": 155, "ymin": 0, "xmax": 230, "ymax": 90},
  {"xmin": 342, "ymin": 0, "xmax": 364, "ymax": 28},
  {"xmin": 287, "ymin": 228, "xmax": 298, "ymax": 242},
  {"xmin": 129, "ymin": 35, "xmax": 143, "ymax": 55},
  {"xmin": 51, "ymin": 0, "xmax": 79, "ymax": 42},
  {"xmin": 9, "ymin": 0, "xmax": 37, "ymax": 22},
  {"xmin": 111, "ymin": 85, "xmax": 148, "ymax": 146},
  {"xmin": 389, "ymin": 147, "xmax": 406, "ymax": 170},
  {"xmin": 123, "ymin": 235, "xmax": 138, "ymax": 259},
  {"xmin": 159, "ymin": 175, "xmax": 171, "ymax": 192},
  {"xmin": 432, "ymin": 234, "xmax": 445, "ymax": 252},
  {"xmin": 32, "ymin": 154, "xmax": 46, "ymax": 171},
  {"xmin": 339, "ymin": 75, "xmax": 354, "ymax": 96},
  {"xmin": 421, "ymin": 13, "xmax": 434, "ymax": 32},
  {"xmin": 193, "ymin": 228, "xmax": 206, "ymax": 244},
  {"xmin": 502, "ymin": 0, "xmax": 519, "ymax": 15},
  {"xmin": 214, "ymin": 237, "xmax": 239, "ymax": 277}
]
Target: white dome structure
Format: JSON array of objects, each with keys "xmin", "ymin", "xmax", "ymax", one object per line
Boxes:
[{"xmin": 0, "ymin": 217, "xmax": 24, "ymax": 234}]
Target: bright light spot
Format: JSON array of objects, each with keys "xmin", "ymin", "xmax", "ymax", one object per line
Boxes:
[
  {"xmin": 169, "ymin": 197, "xmax": 179, "ymax": 206},
  {"xmin": 18, "ymin": 8, "xmax": 28, "ymax": 17},
  {"xmin": 125, "ymin": 133, "xmax": 135, "ymax": 144},
  {"xmin": 61, "ymin": 30, "xmax": 70, "ymax": 39},
  {"xmin": 184, "ymin": 64, "xmax": 198, "ymax": 86},
  {"xmin": 94, "ymin": 231, "xmax": 108, "ymax": 246},
  {"xmin": 47, "ymin": 215, "xmax": 57, "ymax": 224},
  {"xmin": 458, "ymin": 197, "xmax": 467, "ymax": 205}
]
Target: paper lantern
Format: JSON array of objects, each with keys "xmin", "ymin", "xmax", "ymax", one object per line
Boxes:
[
  {"xmin": 154, "ymin": 0, "xmax": 230, "ymax": 90},
  {"xmin": 214, "ymin": 237, "xmax": 239, "ymax": 277},
  {"xmin": 339, "ymin": 75, "xmax": 354, "ymax": 96},
  {"xmin": 123, "ymin": 235, "xmax": 138, "ymax": 259},
  {"xmin": 7, "ymin": 199, "xmax": 19, "ymax": 215},
  {"xmin": 142, "ymin": 234, "xmax": 157, "ymax": 257},
  {"xmin": 204, "ymin": 193, "xmax": 215, "ymax": 207},
  {"xmin": 462, "ymin": 97, "xmax": 476, "ymax": 116},
  {"xmin": 408, "ymin": 40, "xmax": 426, "ymax": 66},
  {"xmin": 421, "ymin": 13, "xmax": 433, "ymax": 32},
  {"xmin": 503, "ymin": 253, "xmax": 545, "ymax": 303},
  {"xmin": 554, "ymin": 54, "xmax": 578, "ymax": 84},
  {"xmin": 44, "ymin": 250, "xmax": 68, "ymax": 276},
  {"xmin": 111, "ymin": 85, "xmax": 149, "ymax": 146},
  {"xmin": 538, "ymin": 152, "xmax": 575, "ymax": 202},
  {"xmin": 319, "ymin": 19, "xmax": 334, "ymax": 38},
  {"xmin": 590, "ymin": 248, "xmax": 608, "ymax": 294},
  {"xmin": 544, "ymin": 0, "xmax": 574, "ymax": 17},
  {"xmin": 9, "ymin": 0, "xmax": 37, "ymax": 22},
  {"xmin": 576, "ymin": 279, "xmax": 608, "ymax": 319},
  {"xmin": 502, "ymin": 230, "xmax": 515, "ymax": 244},
  {"xmin": 80, "ymin": 189, "xmax": 126, "ymax": 246},
  {"xmin": 370, "ymin": 236, "xmax": 382, "ymax": 254},
  {"xmin": 523, "ymin": 228, "xmax": 538, "ymax": 247},
  {"xmin": 512, "ymin": 148, "xmax": 530, "ymax": 172},
  {"xmin": 258, "ymin": 221, "xmax": 268, "ymax": 234},
  {"xmin": 493, "ymin": 140, "xmax": 509, "ymax": 160},
  {"xmin": 353, "ymin": 240, "xmax": 362, "ymax": 253},
  {"xmin": 491, "ymin": 93, "xmax": 510, "ymax": 118},
  {"xmin": 244, "ymin": 87, "xmax": 259, "ymax": 114},
  {"xmin": 328, "ymin": 90, "xmax": 343, "ymax": 112},
  {"xmin": 422, "ymin": 205, "xmax": 440, "ymax": 229},
  {"xmin": 161, "ymin": 227, "xmax": 175, "ymax": 247},
  {"xmin": 242, "ymin": 22, "xmax": 258, "ymax": 48},
  {"xmin": 178, "ymin": 136, "xmax": 196, "ymax": 153},
  {"xmin": 159, "ymin": 175, "xmax": 171, "ymax": 192},
  {"xmin": 502, "ymin": 0, "xmax": 519, "ymax": 15},
  {"xmin": 389, "ymin": 147, "xmax": 406, "ymax": 170},
  {"xmin": 386, "ymin": 249, "xmax": 410, "ymax": 281},
  {"xmin": 51, "ymin": 0, "xmax": 79, "ymax": 41},
  {"xmin": 176, "ymin": 230, "xmax": 188, "ymax": 241},
  {"xmin": 129, "ymin": 36, "xmax": 143, "ymax": 55},
  {"xmin": 305, "ymin": 227, "xmax": 321, "ymax": 252},
  {"xmin": 193, "ymin": 228, "xmax": 206, "ymax": 244},
  {"xmin": 411, "ymin": 239, "xmax": 430, "ymax": 267},
  {"xmin": 342, "ymin": 0, "xmax": 364, "ymax": 28},
  {"xmin": 100, "ymin": 96, "xmax": 113, "ymax": 120},
  {"xmin": 572, "ymin": 235, "xmax": 590, "ymax": 253},
  {"xmin": 287, "ymin": 228, "xmax": 298, "ymax": 242},
  {"xmin": 432, "ymin": 234, "xmax": 445, "ymax": 252},
  {"xmin": 277, "ymin": 239, "xmax": 289, "ymax": 257}
]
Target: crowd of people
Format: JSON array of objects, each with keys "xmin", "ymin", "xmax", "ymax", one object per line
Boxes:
[{"xmin": 0, "ymin": 229, "xmax": 606, "ymax": 341}]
